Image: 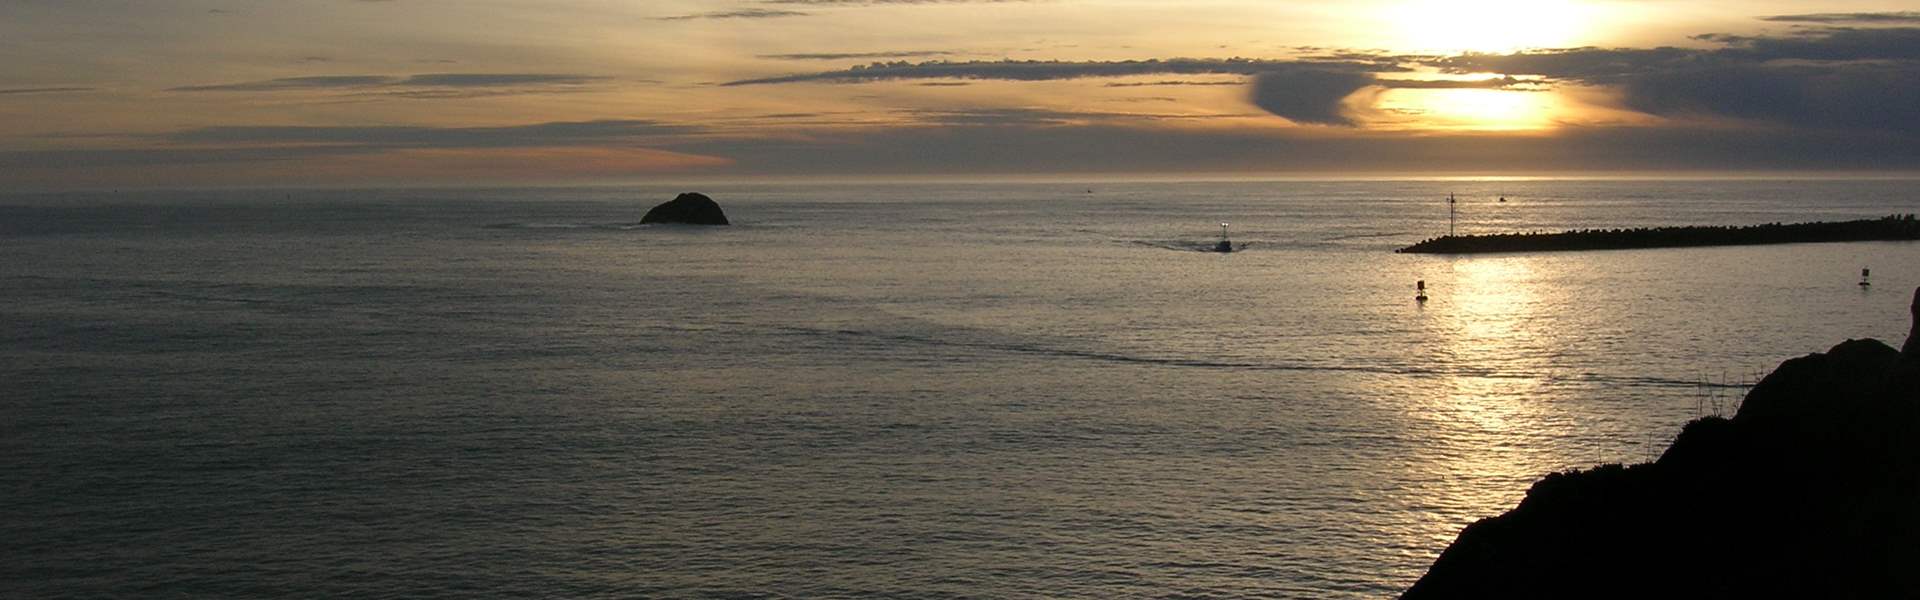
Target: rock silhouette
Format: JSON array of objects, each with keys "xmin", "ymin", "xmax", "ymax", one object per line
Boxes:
[
  {"xmin": 1403, "ymin": 287, "xmax": 1920, "ymax": 599},
  {"xmin": 641, "ymin": 192, "xmax": 729, "ymax": 225},
  {"xmin": 1906, "ymin": 286, "xmax": 1919, "ymax": 356}
]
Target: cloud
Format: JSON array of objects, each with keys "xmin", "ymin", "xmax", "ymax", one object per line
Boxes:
[
  {"xmin": 0, "ymin": 119, "xmax": 710, "ymax": 183},
  {"xmin": 725, "ymin": 57, "xmax": 1535, "ymax": 127},
  {"xmin": 1249, "ymin": 73, "xmax": 1539, "ymax": 126},
  {"xmin": 758, "ymin": 50, "xmax": 954, "ymax": 60},
  {"xmin": 1618, "ymin": 63, "xmax": 1920, "ymax": 132},
  {"xmin": 170, "ymin": 76, "xmax": 393, "ymax": 92},
  {"xmin": 168, "ymin": 73, "xmax": 605, "ymax": 93},
  {"xmin": 0, "ymin": 87, "xmax": 94, "ymax": 95},
  {"xmin": 0, "ymin": 146, "xmax": 375, "ymax": 168},
  {"xmin": 1760, "ymin": 12, "xmax": 1920, "ymax": 24},
  {"xmin": 14, "ymin": 116, "xmax": 1920, "ymax": 184},
  {"xmin": 163, "ymin": 119, "xmax": 694, "ymax": 148},
  {"xmin": 1433, "ymin": 28, "xmax": 1920, "ymax": 77},
  {"xmin": 669, "ymin": 119, "xmax": 1920, "ymax": 176},
  {"xmin": 655, "ymin": 9, "xmax": 808, "ymax": 21},
  {"xmin": 1104, "ymin": 80, "xmax": 1244, "ymax": 87},
  {"xmin": 398, "ymin": 73, "xmax": 605, "ymax": 87},
  {"xmin": 0, "ymin": 146, "xmax": 731, "ymax": 188},
  {"xmin": 724, "ymin": 28, "xmax": 1920, "ymax": 135},
  {"xmin": 884, "ymin": 107, "xmax": 1243, "ymax": 128},
  {"xmin": 899, "ymin": 107, "xmax": 1084, "ymax": 127},
  {"xmin": 1377, "ymin": 76, "xmax": 1531, "ymax": 90},
  {"xmin": 1248, "ymin": 70, "xmax": 1376, "ymax": 126},
  {"xmin": 1728, "ymin": 26, "xmax": 1920, "ymax": 61},
  {"xmin": 722, "ymin": 57, "xmax": 1402, "ymax": 85},
  {"xmin": 1426, "ymin": 27, "xmax": 1920, "ymax": 133}
]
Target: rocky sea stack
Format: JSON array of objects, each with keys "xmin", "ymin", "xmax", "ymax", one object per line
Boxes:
[
  {"xmin": 641, "ymin": 192, "xmax": 729, "ymax": 225},
  {"xmin": 1404, "ymin": 288, "xmax": 1920, "ymax": 599}
]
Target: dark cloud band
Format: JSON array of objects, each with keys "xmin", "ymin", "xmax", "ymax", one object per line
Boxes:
[
  {"xmin": 1760, "ymin": 12, "xmax": 1920, "ymax": 24},
  {"xmin": 1429, "ymin": 27, "xmax": 1920, "ymax": 132},
  {"xmin": 168, "ymin": 73, "xmax": 605, "ymax": 92},
  {"xmin": 163, "ymin": 119, "xmax": 692, "ymax": 148},
  {"xmin": 0, "ymin": 87, "xmax": 95, "ymax": 95},
  {"xmin": 655, "ymin": 9, "xmax": 808, "ymax": 20},
  {"xmin": 722, "ymin": 57, "xmax": 1403, "ymax": 86},
  {"xmin": 758, "ymin": 51, "xmax": 954, "ymax": 60}
]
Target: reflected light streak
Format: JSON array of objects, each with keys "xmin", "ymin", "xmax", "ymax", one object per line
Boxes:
[
  {"xmin": 1396, "ymin": 257, "xmax": 1571, "ymax": 557},
  {"xmin": 1436, "ymin": 258, "xmax": 1560, "ymax": 443}
]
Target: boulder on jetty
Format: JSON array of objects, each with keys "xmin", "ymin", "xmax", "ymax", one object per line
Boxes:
[
  {"xmin": 1402, "ymin": 287, "xmax": 1920, "ymax": 599},
  {"xmin": 641, "ymin": 192, "xmax": 729, "ymax": 225}
]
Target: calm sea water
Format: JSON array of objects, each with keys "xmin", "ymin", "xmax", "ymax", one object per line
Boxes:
[{"xmin": 5, "ymin": 179, "xmax": 1918, "ymax": 598}]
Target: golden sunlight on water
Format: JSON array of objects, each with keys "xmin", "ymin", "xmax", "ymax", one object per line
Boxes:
[
  {"xmin": 1397, "ymin": 257, "xmax": 1572, "ymax": 549},
  {"xmin": 1438, "ymin": 258, "xmax": 1558, "ymax": 434},
  {"xmin": 1446, "ymin": 259, "xmax": 1545, "ymax": 357}
]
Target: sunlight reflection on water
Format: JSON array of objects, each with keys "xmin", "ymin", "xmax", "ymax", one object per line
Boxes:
[{"xmin": 4, "ymin": 180, "xmax": 1918, "ymax": 598}]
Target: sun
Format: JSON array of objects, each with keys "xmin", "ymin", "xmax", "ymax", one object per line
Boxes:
[
  {"xmin": 1373, "ymin": 88, "xmax": 1562, "ymax": 132},
  {"xmin": 1383, "ymin": 0, "xmax": 1590, "ymax": 54}
]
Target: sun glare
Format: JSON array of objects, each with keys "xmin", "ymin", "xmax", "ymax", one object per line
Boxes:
[
  {"xmin": 1385, "ymin": 0, "xmax": 1589, "ymax": 53},
  {"xmin": 1375, "ymin": 88, "xmax": 1560, "ymax": 131}
]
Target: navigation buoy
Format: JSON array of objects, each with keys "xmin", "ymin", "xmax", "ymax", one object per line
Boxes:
[
  {"xmin": 1447, "ymin": 193, "xmax": 1457, "ymax": 237},
  {"xmin": 1416, "ymin": 280, "xmax": 1429, "ymax": 302},
  {"xmin": 1861, "ymin": 268, "xmax": 1872, "ymax": 287}
]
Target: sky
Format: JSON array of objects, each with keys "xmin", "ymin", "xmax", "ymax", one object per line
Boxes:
[{"xmin": 2, "ymin": 0, "xmax": 1919, "ymax": 188}]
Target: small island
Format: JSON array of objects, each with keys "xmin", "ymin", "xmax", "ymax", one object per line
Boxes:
[
  {"xmin": 641, "ymin": 192, "xmax": 730, "ymax": 226},
  {"xmin": 1397, "ymin": 214, "xmax": 1920, "ymax": 254}
]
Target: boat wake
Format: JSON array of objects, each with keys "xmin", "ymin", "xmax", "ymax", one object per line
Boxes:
[
  {"xmin": 1129, "ymin": 240, "xmax": 1253, "ymax": 253},
  {"xmin": 754, "ymin": 323, "xmax": 1744, "ymax": 391},
  {"xmin": 483, "ymin": 222, "xmax": 647, "ymax": 230}
]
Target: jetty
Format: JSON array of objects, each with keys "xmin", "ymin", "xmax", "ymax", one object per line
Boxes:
[{"xmin": 1397, "ymin": 214, "xmax": 1920, "ymax": 254}]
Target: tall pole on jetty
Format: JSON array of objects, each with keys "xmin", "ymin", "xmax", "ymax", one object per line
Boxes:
[{"xmin": 1448, "ymin": 193, "xmax": 1457, "ymax": 237}]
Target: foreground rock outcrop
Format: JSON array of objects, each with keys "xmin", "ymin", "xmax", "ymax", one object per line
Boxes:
[
  {"xmin": 1403, "ymin": 288, "xmax": 1920, "ymax": 599},
  {"xmin": 641, "ymin": 192, "xmax": 729, "ymax": 225}
]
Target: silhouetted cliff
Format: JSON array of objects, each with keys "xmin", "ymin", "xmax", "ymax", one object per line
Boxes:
[{"xmin": 1402, "ymin": 289, "xmax": 1920, "ymax": 599}]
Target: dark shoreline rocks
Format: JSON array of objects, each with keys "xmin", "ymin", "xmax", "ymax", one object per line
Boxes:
[
  {"xmin": 1402, "ymin": 287, "xmax": 1920, "ymax": 599},
  {"xmin": 1397, "ymin": 214, "xmax": 1920, "ymax": 254},
  {"xmin": 641, "ymin": 192, "xmax": 729, "ymax": 225}
]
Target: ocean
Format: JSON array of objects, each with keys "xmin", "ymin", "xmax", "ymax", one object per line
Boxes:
[{"xmin": 5, "ymin": 179, "xmax": 1918, "ymax": 598}]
